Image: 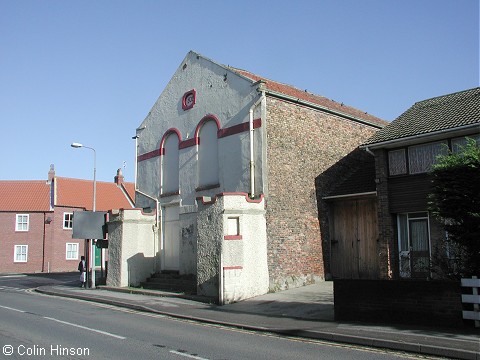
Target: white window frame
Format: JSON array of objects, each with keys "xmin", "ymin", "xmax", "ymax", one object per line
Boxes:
[
  {"xmin": 14, "ymin": 245, "xmax": 28, "ymax": 262},
  {"xmin": 66, "ymin": 243, "xmax": 79, "ymax": 260},
  {"xmin": 15, "ymin": 214, "xmax": 29, "ymax": 232},
  {"xmin": 397, "ymin": 212, "xmax": 431, "ymax": 278},
  {"xmin": 63, "ymin": 212, "xmax": 74, "ymax": 229}
]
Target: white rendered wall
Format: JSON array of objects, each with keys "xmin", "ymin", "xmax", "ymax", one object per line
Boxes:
[
  {"xmin": 135, "ymin": 52, "xmax": 265, "ymax": 278},
  {"xmin": 106, "ymin": 209, "xmax": 157, "ymax": 287},
  {"xmin": 197, "ymin": 194, "xmax": 268, "ymax": 303},
  {"xmin": 136, "ymin": 51, "xmax": 264, "ymax": 207}
]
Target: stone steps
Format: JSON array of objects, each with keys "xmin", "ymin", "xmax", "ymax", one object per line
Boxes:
[{"xmin": 141, "ymin": 271, "xmax": 197, "ymax": 294}]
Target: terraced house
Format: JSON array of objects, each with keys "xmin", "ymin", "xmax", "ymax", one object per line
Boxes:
[
  {"xmin": 108, "ymin": 51, "xmax": 386, "ymax": 303},
  {"xmin": 0, "ymin": 166, "xmax": 134, "ymax": 274}
]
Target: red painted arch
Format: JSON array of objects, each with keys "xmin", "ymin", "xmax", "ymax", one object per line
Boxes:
[{"xmin": 160, "ymin": 128, "xmax": 182, "ymax": 155}]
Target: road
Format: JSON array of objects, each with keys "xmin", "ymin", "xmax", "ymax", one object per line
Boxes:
[{"xmin": 0, "ymin": 274, "xmax": 434, "ymax": 360}]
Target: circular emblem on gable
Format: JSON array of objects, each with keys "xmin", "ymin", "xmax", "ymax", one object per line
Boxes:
[{"xmin": 182, "ymin": 89, "xmax": 196, "ymax": 110}]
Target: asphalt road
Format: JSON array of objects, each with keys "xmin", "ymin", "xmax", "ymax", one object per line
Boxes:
[{"xmin": 0, "ymin": 274, "xmax": 435, "ymax": 360}]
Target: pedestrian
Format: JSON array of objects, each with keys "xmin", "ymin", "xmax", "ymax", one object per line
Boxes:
[{"xmin": 78, "ymin": 256, "xmax": 86, "ymax": 288}]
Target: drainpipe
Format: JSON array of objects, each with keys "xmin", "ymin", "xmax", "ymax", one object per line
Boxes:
[
  {"xmin": 219, "ymin": 252, "xmax": 224, "ymax": 306},
  {"xmin": 249, "ymin": 92, "xmax": 265, "ymax": 199},
  {"xmin": 42, "ymin": 213, "xmax": 46, "ymax": 272},
  {"xmin": 364, "ymin": 146, "xmax": 375, "ymax": 156}
]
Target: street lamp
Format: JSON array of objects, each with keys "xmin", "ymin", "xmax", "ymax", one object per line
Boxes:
[{"xmin": 71, "ymin": 142, "xmax": 97, "ymax": 289}]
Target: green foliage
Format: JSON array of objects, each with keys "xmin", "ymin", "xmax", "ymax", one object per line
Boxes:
[{"xmin": 429, "ymin": 138, "xmax": 480, "ymax": 277}]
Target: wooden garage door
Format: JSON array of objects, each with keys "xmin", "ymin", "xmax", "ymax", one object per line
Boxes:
[{"xmin": 330, "ymin": 198, "xmax": 379, "ymax": 279}]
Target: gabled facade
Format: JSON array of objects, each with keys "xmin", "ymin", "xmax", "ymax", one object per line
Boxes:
[
  {"xmin": 128, "ymin": 51, "xmax": 386, "ymax": 301},
  {"xmin": 0, "ymin": 166, "xmax": 135, "ymax": 274},
  {"xmin": 362, "ymin": 87, "xmax": 480, "ymax": 279}
]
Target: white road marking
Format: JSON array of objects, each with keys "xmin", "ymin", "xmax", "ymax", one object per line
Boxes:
[
  {"xmin": 169, "ymin": 350, "xmax": 209, "ymax": 360},
  {"xmin": 43, "ymin": 317, "xmax": 126, "ymax": 339},
  {"xmin": 0, "ymin": 304, "xmax": 26, "ymax": 313}
]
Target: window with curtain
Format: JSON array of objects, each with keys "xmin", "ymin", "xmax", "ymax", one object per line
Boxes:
[
  {"xmin": 14, "ymin": 245, "xmax": 28, "ymax": 262},
  {"xmin": 408, "ymin": 141, "xmax": 447, "ymax": 174},
  {"xmin": 451, "ymin": 135, "xmax": 480, "ymax": 153},
  {"xmin": 388, "ymin": 149, "xmax": 407, "ymax": 175},
  {"xmin": 66, "ymin": 243, "xmax": 79, "ymax": 260},
  {"xmin": 16, "ymin": 214, "xmax": 29, "ymax": 231}
]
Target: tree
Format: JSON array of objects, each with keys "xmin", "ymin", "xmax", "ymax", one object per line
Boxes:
[{"xmin": 429, "ymin": 138, "xmax": 480, "ymax": 278}]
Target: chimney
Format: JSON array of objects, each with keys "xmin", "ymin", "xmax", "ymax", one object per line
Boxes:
[
  {"xmin": 47, "ymin": 164, "xmax": 55, "ymax": 184},
  {"xmin": 114, "ymin": 168, "xmax": 124, "ymax": 186}
]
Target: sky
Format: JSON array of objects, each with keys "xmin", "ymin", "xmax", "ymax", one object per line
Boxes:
[{"xmin": 0, "ymin": 0, "xmax": 478, "ymax": 183}]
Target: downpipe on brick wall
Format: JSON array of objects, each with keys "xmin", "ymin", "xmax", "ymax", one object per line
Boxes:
[{"xmin": 249, "ymin": 92, "xmax": 265, "ymax": 199}]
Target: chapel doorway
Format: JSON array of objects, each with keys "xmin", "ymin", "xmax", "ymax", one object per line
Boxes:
[{"xmin": 162, "ymin": 206, "xmax": 180, "ymax": 271}]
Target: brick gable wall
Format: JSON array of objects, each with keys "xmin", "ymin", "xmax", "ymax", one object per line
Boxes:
[{"xmin": 265, "ymin": 97, "xmax": 379, "ymax": 290}]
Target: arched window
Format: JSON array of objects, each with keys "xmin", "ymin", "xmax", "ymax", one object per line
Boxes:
[
  {"xmin": 198, "ymin": 120, "xmax": 219, "ymax": 188},
  {"xmin": 161, "ymin": 131, "xmax": 180, "ymax": 194}
]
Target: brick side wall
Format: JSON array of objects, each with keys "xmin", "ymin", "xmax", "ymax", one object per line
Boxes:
[
  {"xmin": 334, "ymin": 279, "xmax": 465, "ymax": 328},
  {"xmin": 265, "ymin": 97, "xmax": 379, "ymax": 290},
  {"xmin": 374, "ymin": 149, "xmax": 394, "ymax": 279}
]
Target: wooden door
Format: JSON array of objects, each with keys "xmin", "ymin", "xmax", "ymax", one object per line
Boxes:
[
  {"xmin": 330, "ymin": 198, "xmax": 379, "ymax": 279},
  {"xmin": 163, "ymin": 206, "xmax": 180, "ymax": 271}
]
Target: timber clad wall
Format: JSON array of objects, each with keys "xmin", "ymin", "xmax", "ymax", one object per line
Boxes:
[
  {"xmin": 388, "ymin": 174, "xmax": 431, "ymax": 213},
  {"xmin": 265, "ymin": 97, "xmax": 379, "ymax": 289}
]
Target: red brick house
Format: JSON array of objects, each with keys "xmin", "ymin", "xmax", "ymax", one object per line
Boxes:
[{"xmin": 0, "ymin": 166, "xmax": 134, "ymax": 274}]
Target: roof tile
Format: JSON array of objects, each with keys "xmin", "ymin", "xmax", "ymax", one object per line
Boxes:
[
  {"xmin": 364, "ymin": 87, "xmax": 480, "ymax": 146},
  {"xmin": 232, "ymin": 68, "xmax": 388, "ymax": 127},
  {"xmin": 0, "ymin": 177, "xmax": 135, "ymax": 212},
  {"xmin": 55, "ymin": 177, "xmax": 135, "ymax": 211},
  {"xmin": 0, "ymin": 181, "xmax": 51, "ymax": 212}
]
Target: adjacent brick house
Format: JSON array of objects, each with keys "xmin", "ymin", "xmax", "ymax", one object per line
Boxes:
[
  {"xmin": 123, "ymin": 51, "xmax": 386, "ymax": 301},
  {"xmin": 0, "ymin": 166, "xmax": 135, "ymax": 274},
  {"xmin": 362, "ymin": 87, "xmax": 480, "ymax": 279}
]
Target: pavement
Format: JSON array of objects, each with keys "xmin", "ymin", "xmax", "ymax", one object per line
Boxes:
[{"xmin": 35, "ymin": 282, "xmax": 479, "ymax": 360}]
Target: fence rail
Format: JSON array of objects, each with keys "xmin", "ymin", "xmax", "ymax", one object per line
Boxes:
[{"xmin": 461, "ymin": 277, "xmax": 480, "ymax": 327}]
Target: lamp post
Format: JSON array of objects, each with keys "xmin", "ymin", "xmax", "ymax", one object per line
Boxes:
[{"xmin": 71, "ymin": 142, "xmax": 96, "ymax": 289}]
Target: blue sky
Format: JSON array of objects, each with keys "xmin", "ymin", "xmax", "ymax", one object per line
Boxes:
[{"xmin": 0, "ymin": 0, "xmax": 478, "ymax": 183}]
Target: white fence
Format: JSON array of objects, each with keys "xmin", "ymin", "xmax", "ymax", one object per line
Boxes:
[{"xmin": 461, "ymin": 277, "xmax": 480, "ymax": 327}]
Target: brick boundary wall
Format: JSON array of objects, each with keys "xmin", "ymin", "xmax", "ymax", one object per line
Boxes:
[{"xmin": 334, "ymin": 279, "xmax": 465, "ymax": 328}]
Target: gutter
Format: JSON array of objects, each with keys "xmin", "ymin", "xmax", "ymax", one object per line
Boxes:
[
  {"xmin": 323, "ymin": 191, "xmax": 377, "ymax": 200},
  {"xmin": 264, "ymin": 89, "xmax": 384, "ymax": 129}
]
